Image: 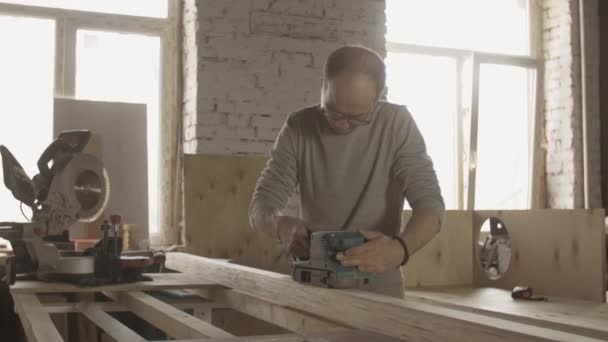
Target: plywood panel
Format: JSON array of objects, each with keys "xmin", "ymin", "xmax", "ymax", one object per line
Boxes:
[
  {"xmin": 402, "ymin": 210, "xmax": 474, "ymax": 288},
  {"xmin": 473, "ymin": 209, "xmax": 607, "ymax": 302},
  {"xmin": 184, "ymin": 154, "xmax": 290, "ymax": 273},
  {"xmin": 54, "ymin": 98, "xmax": 149, "ymax": 240}
]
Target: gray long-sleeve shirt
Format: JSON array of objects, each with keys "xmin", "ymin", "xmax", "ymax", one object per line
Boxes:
[{"xmin": 249, "ymin": 101, "xmax": 445, "ymax": 297}]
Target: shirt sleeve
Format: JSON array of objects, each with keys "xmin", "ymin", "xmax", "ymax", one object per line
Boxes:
[
  {"xmin": 392, "ymin": 106, "xmax": 446, "ymax": 227},
  {"xmin": 248, "ymin": 115, "xmax": 299, "ymax": 226}
]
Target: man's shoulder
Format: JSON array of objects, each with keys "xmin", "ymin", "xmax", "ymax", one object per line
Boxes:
[{"xmin": 375, "ymin": 101, "xmax": 412, "ymax": 124}]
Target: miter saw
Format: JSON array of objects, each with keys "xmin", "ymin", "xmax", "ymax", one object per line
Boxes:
[
  {"xmin": 0, "ymin": 130, "xmax": 164, "ymax": 286},
  {"xmin": 292, "ymin": 231, "xmax": 371, "ymax": 289}
]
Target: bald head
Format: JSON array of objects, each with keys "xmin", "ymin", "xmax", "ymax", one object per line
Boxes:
[
  {"xmin": 323, "ymin": 45, "xmax": 386, "ymax": 96},
  {"xmin": 321, "ymin": 46, "xmax": 385, "ymax": 134}
]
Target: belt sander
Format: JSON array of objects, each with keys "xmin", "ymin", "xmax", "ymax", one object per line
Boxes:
[{"xmin": 292, "ymin": 231, "xmax": 371, "ymax": 289}]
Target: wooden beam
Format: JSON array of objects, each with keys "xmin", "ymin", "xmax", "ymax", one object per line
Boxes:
[
  {"xmin": 77, "ymin": 301, "xmax": 146, "ymax": 342},
  {"xmin": 11, "ymin": 273, "xmax": 216, "ymax": 294},
  {"xmin": 166, "ymin": 252, "xmax": 606, "ymax": 342},
  {"xmin": 107, "ymin": 291, "xmax": 233, "ymax": 339},
  {"xmin": 12, "ymin": 294, "xmax": 63, "ymax": 342},
  {"xmin": 192, "ymin": 288, "xmax": 347, "ymax": 334}
]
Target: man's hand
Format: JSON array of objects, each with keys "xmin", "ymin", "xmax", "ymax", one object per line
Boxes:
[
  {"xmin": 336, "ymin": 230, "xmax": 405, "ymax": 273},
  {"xmin": 276, "ymin": 216, "xmax": 313, "ymax": 258}
]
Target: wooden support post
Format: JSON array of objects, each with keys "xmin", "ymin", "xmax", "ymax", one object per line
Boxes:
[{"xmin": 12, "ymin": 294, "xmax": 63, "ymax": 342}]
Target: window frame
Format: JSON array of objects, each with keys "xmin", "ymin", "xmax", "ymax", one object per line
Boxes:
[
  {"xmin": 0, "ymin": 1, "xmax": 180, "ymax": 244},
  {"xmin": 385, "ymin": 1, "xmax": 543, "ymax": 210}
]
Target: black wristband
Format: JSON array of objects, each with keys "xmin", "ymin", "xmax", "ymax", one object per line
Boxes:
[{"xmin": 391, "ymin": 235, "xmax": 410, "ymax": 266}]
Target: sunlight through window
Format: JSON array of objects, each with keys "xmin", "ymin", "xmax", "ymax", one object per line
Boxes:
[
  {"xmin": 386, "ymin": 0, "xmax": 533, "ymax": 209},
  {"xmin": 75, "ymin": 30, "xmax": 161, "ymax": 233},
  {"xmin": 0, "ymin": 15, "xmax": 54, "ymax": 221}
]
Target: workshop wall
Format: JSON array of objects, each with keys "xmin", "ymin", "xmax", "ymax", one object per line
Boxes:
[
  {"xmin": 182, "ymin": 0, "xmax": 386, "ymax": 155},
  {"xmin": 542, "ymin": 0, "xmax": 602, "ymax": 209}
]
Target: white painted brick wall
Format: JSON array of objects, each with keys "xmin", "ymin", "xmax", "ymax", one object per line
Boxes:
[
  {"xmin": 542, "ymin": 0, "xmax": 601, "ymax": 208},
  {"xmin": 182, "ymin": 0, "xmax": 386, "ymax": 155}
]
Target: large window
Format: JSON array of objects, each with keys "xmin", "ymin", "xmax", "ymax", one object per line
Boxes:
[
  {"xmin": 386, "ymin": 0, "xmax": 539, "ymax": 210},
  {"xmin": 75, "ymin": 30, "xmax": 161, "ymax": 234},
  {"xmin": 0, "ymin": 15, "xmax": 54, "ymax": 222},
  {"xmin": 0, "ymin": 0, "xmax": 167, "ymax": 17},
  {"xmin": 0, "ymin": 1, "xmax": 176, "ymax": 240}
]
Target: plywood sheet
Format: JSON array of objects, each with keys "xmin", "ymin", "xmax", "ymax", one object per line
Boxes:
[
  {"xmin": 54, "ymin": 98, "xmax": 149, "ymax": 240},
  {"xmin": 402, "ymin": 210, "xmax": 474, "ymax": 288},
  {"xmin": 183, "ymin": 154, "xmax": 290, "ymax": 273},
  {"xmin": 473, "ymin": 209, "xmax": 607, "ymax": 302}
]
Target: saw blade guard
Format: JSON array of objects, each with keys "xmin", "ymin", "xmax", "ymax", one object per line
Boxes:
[{"xmin": 41, "ymin": 153, "xmax": 110, "ymax": 233}]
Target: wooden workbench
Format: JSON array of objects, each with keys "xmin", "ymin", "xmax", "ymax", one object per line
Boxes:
[
  {"xmin": 9, "ymin": 272, "xmax": 398, "ymax": 342},
  {"xmin": 9, "ymin": 253, "xmax": 608, "ymax": 342}
]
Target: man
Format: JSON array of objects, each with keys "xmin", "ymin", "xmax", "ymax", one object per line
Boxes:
[{"xmin": 248, "ymin": 45, "xmax": 445, "ymax": 298}]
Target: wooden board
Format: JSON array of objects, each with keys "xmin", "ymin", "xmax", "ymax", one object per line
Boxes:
[
  {"xmin": 183, "ymin": 154, "xmax": 290, "ymax": 273},
  {"xmin": 167, "ymin": 252, "xmax": 607, "ymax": 342},
  {"xmin": 473, "ymin": 210, "xmax": 607, "ymax": 302},
  {"xmin": 12, "ymin": 294, "xmax": 63, "ymax": 342},
  {"xmin": 402, "ymin": 210, "xmax": 474, "ymax": 287},
  {"xmin": 406, "ymin": 287, "xmax": 608, "ymax": 340},
  {"xmin": 54, "ymin": 97, "xmax": 149, "ymax": 241},
  {"xmin": 10, "ymin": 273, "xmax": 216, "ymax": 294}
]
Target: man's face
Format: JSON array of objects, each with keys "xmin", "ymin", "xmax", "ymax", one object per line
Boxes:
[{"xmin": 321, "ymin": 73, "xmax": 377, "ymax": 135}]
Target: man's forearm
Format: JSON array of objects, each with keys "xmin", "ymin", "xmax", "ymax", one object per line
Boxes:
[
  {"xmin": 400, "ymin": 207, "xmax": 442, "ymax": 256},
  {"xmin": 250, "ymin": 206, "xmax": 281, "ymax": 240}
]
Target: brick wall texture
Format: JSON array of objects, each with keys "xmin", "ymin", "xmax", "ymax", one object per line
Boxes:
[
  {"xmin": 182, "ymin": 0, "xmax": 386, "ymax": 155},
  {"xmin": 542, "ymin": 0, "xmax": 601, "ymax": 208}
]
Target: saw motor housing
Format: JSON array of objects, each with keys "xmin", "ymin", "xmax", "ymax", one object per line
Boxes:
[{"xmin": 292, "ymin": 231, "xmax": 371, "ymax": 289}]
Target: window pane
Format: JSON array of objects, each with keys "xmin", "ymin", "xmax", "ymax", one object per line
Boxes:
[
  {"xmin": 386, "ymin": 0, "xmax": 529, "ymax": 55},
  {"xmin": 0, "ymin": 16, "xmax": 54, "ymax": 222},
  {"xmin": 475, "ymin": 64, "xmax": 533, "ymax": 209},
  {"xmin": 386, "ymin": 52, "xmax": 458, "ymax": 209},
  {"xmin": 75, "ymin": 30, "xmax": 161, "ymax": 233},
  {"xmin": 0, "ymin": 0, "xmax": 167, "ymax": 18}
]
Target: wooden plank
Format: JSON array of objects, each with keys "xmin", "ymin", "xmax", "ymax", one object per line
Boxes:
[
  {"xmin": 167, "ymin": 252, "xmax": 605, "ymax": 342},
  {"xmin": 473, "ymin": 209, "xmax": 607, "ymax": 302},
  {"xmin": 77, "ymin": 301, "xmax": 146, "ymax": 342},
  {"xmin": 402, "ymin": 210, "xmax": 474, "ymax": 287},
  {"xmin": 107, "ymin": 290, "xmax": 233, "ymax": 339},
  {"xmin": 12, "ymin": 294, "xmax": 64, "ymax": 342},
  {"xmin": 10, "ymin": 272, "xmax": 216, "ymax": 294},
  {"xmin": 193, "ymin": 288, "xmax": 346, "ymax": 334},
  {"xmin": 406, "ymin": 287, "xmax": 608, "ymax": 340},
  {"xmin": 183, "ymin": 154, "xmax": 291, "ymax": 273}
]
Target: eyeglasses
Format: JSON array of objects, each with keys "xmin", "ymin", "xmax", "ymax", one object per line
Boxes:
[{"xmin": 321, "ymin": 105, "xmax": 375, "ymax": 127}]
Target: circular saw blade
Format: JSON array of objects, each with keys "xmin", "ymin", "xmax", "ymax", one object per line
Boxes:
[{"xmin": 74, "ymin": 166, "xmax": 110, "ymax": 222}]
